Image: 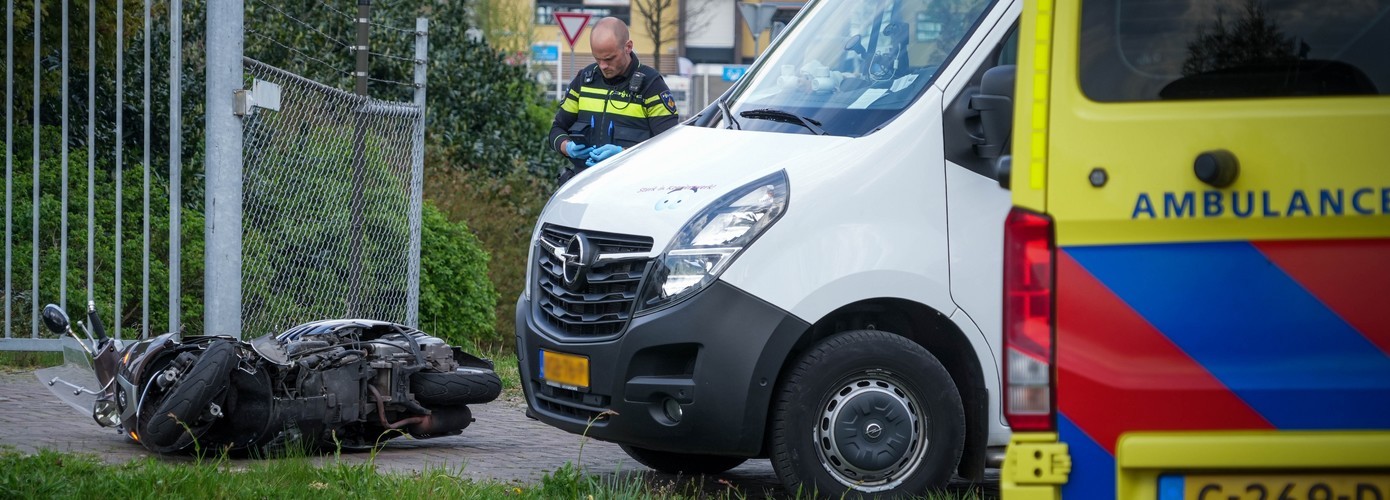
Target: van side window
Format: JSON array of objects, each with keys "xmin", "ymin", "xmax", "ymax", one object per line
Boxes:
[
  {"xmin": 1078, "ymin": 0, "xmax": 1390, "ymax": 102},
  {"xmin": 997, "ymin": 26, "xmax": 1018, "ymax": 67}
]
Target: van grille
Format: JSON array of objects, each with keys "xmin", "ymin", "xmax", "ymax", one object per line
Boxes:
[{"xmin": 535, "ymin": 224, "xmax": 653, "ymax": 340}]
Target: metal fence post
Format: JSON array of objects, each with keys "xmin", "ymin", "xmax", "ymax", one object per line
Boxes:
[
  {"xmin": 142, "ymin": 0, "xmax": 152, "ymax": 338},
  {"xmin": 169, "ymin": 0, "xmax": 182, "ymax": 335},
  {"xmin": 61, "ymin": 0, "xmax": 69, "ymax": 310},
  {"xmin": 5, "ymin": 0, "xmax": 13, "ymax": 341},
  {"xmin": 115, "ymin": 0, "xmax": 125, "ymax": 338},
  {"xmin": 88, "ymin": 0, "xmax": 95, "ymax": 304},
  {"xmin": 349, "ymin": 0, "xmax": 372, "ymax": 318},
  {"xmin": 407, "ymin": 18, "xmax": 428, "ymax": 327},
  {"xmin": 206, "ymin": 0, "xmax": 245, "ymax": 338},
  {"xmin": 30, "ymin": 0, "xmax": 39, "ymax": 339}
]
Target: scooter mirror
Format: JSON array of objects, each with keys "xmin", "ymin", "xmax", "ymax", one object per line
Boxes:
[{"xmin": 42, "ymin": 304, "xmax": 70, "ymax": 334}]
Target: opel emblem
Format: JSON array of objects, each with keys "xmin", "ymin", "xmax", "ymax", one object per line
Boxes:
[
  {"xmin": 865, "ymin": 422, "xmax": 883, "ymax": 439},
  {"xmin": 561, "ymin": 233, "xmax": 594, "ymax": 291}
]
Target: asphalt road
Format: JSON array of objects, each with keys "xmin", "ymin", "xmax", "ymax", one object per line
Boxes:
[{"xmin": 0, "ymin": 370, "xmax": 997, "ymax": 498}]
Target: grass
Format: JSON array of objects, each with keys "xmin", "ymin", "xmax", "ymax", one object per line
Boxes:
[
  {"xmin": 0, "ymin": 448, "xmax": 986, "ymax": 500},
  {"xmin": 485, "ymin": 345, "xmax": 523, "ymax": 398},
  {"xmin": 0, "ymin": 448, "xmax": 518, "ymax": 499},
  {"xmin": 0, "ymin": 351, "xmax": 62, "ymax": 372}
]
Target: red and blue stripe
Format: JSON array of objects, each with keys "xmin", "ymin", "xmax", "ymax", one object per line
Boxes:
[{"xmin": 1052, "ymin": 238, "xmax": 1390, "ymax": 497}]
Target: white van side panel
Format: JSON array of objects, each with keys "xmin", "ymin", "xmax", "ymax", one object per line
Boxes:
[
  {"xmin": 946, "ymin": 165, "xmax": 1011, "ymax": 438},
  {"xmin": 936, "ymin": 0, "xmax": 1019, "ymax": 434},
  {"xmin": 947, "ymin": 307, "xmax": 1011, "ymax": 446},
  {"xmin": 719, "ymin": 91, "xmax": 956, "ymax": 323}
]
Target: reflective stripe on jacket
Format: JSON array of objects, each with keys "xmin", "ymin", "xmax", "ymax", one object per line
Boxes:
[{"xmin": 548, "ymin": 53, "xmax": 679, "ymax": 163}]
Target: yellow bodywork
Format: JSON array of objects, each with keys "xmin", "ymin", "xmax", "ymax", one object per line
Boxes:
[
  {"xmin": 1003, "ymin": 0, "xmax": 1390, "ymax": 497},
  {"xmin": 1009, "ymin": 0, "xmax": 1390, "ymax": 246},
  {"xmin": 1004, "ymin": 431, "xmax": 1390, "ymax": 499}
]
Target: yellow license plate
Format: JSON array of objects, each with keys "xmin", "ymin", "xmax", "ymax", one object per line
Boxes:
[
  {"xmin": 1164, "ymin": 473, "xmax": 1390, "ymax": 500},
  {"xmin": 539, "ymin": 349, "xmax": 589, "ymax": 389}
]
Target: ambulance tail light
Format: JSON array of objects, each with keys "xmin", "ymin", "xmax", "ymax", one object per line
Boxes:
[{"xmin": 1002, "ymin": 207, "xmax": 1055, "ymax": 432}]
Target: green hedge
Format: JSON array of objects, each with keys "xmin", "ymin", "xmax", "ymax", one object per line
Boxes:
[
  {"xmin": 419, "ymin": 202, "xmax": 499, "ymax": 350},
  {"xmin": 3, "ymin": 126, "xmax": 496, "ymax": 347},
  {"xmin": 1, "ymin": 126, "xmax": 204, "ymax": 337}
]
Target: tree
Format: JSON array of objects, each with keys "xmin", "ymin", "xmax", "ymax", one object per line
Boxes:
[
  {"xmin": 1182, "ymin": 0, "xmax": 1296, "ymax": 76},
  {"xmin": 475, "ymin": 0, "xmax": 538, "ymax": 56},
  {"xmin": 632, "ymin": 0, "xmax": 711, "ymax": 73}
]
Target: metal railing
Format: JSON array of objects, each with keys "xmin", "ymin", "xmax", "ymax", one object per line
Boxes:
[
  {"xmin": 2, "ymin": 3, "xmax": 427, "ymax": 350},
  {"xmin": 1, "ymin": 0, "xmax": 189, "ymax": 350}
]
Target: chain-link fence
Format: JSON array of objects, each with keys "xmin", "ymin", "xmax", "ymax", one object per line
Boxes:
[{"xmin": 239, "ymin": 57, "xmax": 422, "ymax": 339}]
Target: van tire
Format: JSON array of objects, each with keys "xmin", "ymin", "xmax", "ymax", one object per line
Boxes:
[
  {"xmin": 770, "ymin": 330, "xmax": 965, "ymax": 497},
  {"xmin": 620, "ymin": 444, "xmax": 748, "ymax": 474}
]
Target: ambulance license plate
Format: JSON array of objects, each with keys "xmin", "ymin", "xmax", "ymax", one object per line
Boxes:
[
  {"xmin": 539, "ymin": 349, "xmax": 589, "ymax": 389},
  {"xmin": 1160, "ymin": 473, "xmax": 1389, "ymax": 500}
]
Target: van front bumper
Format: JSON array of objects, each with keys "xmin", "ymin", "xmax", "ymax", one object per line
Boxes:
[{"xmin": 515, "ymin": 280, "xmax": 810, "ymax": 456}]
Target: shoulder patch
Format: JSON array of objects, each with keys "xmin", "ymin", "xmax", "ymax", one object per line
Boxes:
[{"xmin": 660, "ymin": 90, "xmax": 677, "ymax": 114}]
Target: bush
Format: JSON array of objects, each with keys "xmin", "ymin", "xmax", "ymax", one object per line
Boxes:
[
  {"xmin": 1, "ymin": 126, "xmax": 204, "ymax": 337},
  {"xmin": 424, "ymin": 151, "xmax": 554, "ymax": 348},
  {"xmin": 418, "ymin": 201, "xmax": 499, "ymax": 350}
]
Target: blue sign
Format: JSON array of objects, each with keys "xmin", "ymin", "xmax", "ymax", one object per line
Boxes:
[
  {"xmin": 532, "ymin": 44, "xmax": 559, "ymax": 62},
  {"xmin": 722, "ymin": 66, "xmax": 748, "ymax": 82}
]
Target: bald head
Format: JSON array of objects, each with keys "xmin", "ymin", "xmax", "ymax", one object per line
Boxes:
[
  {"xmin": 590, "ymin": 17, "xmax": 634, "ymax": 80},
  {"xmin": 591, "ymin": 17, "xmax": 630, "ymax": 47}
]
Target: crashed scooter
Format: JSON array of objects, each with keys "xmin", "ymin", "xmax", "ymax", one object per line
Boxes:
[{"xmin": 39, "ymin": 301, "xmax": 501, "ymax": 454}]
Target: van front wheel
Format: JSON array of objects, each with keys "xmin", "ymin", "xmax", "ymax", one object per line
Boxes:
[{"xmin": 770, "ymin": 330, "xmax": 965, "ymax": 496}]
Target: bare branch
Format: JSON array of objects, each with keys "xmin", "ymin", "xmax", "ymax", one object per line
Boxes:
[{"xmin": 632, "ymin": 0, "xmax": 699, "ymax": 72}]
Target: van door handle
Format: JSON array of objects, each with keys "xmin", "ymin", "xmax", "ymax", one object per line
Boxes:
[{"xmin": 1194, "ymin": 149, "xmax": 1239, "ymax": 188}]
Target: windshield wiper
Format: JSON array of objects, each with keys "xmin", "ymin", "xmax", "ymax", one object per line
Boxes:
[
  {"xmin": 717, "ymin": 99, "xmax": 742, "ymax": 130},
  {"xmin": 739, "ymin": 108, "xmax": 827, "ymax": 136}
]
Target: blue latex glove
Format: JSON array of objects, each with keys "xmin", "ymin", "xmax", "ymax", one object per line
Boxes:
[
  {"xmin": 565, "ymin": 140, "xmax": 594, "ymax": 159},
  {"xmin": 586, "ymin": 144, "xmax": 624, "ymax": 166}
]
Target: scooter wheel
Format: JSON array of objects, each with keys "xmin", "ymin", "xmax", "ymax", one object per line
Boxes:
[
  {"xmin": 411, "ymin": 367, "xmax": 502, "ymax": 406},
  {"xmin": 142, "ymin": 340, "xmax": 238, "ymax": 452}
]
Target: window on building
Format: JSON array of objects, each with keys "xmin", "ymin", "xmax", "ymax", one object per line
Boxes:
[{"xmin": 536, "ymin": 1, "xmax": 630, "ymax": 26}]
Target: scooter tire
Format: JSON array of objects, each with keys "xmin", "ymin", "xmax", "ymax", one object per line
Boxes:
[
  {"xmin": 143, "ymin": 340, "xmax": 238, "ymax": 451},
  {"xmin": 411, "ymin": 367, "xmax": 502, "ymax": 406}
]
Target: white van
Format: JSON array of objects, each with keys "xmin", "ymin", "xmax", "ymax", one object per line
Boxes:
[{"xmin": 516, "ymin": 0, "xmax": 1020, "ymax": 495}]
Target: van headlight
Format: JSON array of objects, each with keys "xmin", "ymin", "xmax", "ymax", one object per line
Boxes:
[{"xmin": 637, "ymin": 171, "xmax": 789, "ymax": 314}]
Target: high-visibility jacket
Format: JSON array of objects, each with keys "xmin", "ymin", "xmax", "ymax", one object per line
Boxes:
[{"xmin": 548, "ymin": 53, "xmax": 679, "ymax": 169}]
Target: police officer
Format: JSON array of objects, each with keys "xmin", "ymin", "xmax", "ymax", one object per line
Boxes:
[{"xmin": 549, "ymin": 17, "xmax": 680, "ymax": 185}]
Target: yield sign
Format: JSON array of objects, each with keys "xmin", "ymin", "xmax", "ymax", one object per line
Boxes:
[{"xmin": 554, "ymin": 12, "xmax": 593, "ymax": 49}]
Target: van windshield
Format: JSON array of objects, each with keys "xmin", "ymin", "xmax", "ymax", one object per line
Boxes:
[{"xmin": 725, "ymin": 0, "xmax": 994, "ymax": 137}]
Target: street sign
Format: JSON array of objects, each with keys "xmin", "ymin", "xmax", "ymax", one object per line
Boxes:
[
  {"xmin": 532, "ymin": 43, "xmax": 559, "ymax": 62},
  {"xmin": 737, "ymin": 2, "xmax": 779, "ymax": 35},
  {"xmin": 722, "ymin": 66, "xmax": 748, "ymax": 82},
  {"xmin": 554, "ymin": 12, "xmax": 593, "ymax": 49},
  {"xmin": 738, "ymin": 2, "xmax": 780, "ymax": 53}
]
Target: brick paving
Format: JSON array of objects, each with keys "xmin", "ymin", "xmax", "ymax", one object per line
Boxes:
[
  {"xmin": 0, "ymin": 371, "xmax": 995, "ymax": 498},
  {"xmin": 0, "ymin": 370, "xmax": 783, "ymax": 497}
]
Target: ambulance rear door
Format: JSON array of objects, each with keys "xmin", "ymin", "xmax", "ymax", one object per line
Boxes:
[{"xmin": 1025, "ymin": 0, "xmax": 1390, "ymax": 497}]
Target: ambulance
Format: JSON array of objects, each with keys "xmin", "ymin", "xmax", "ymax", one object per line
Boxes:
[
  {"xmin": 515, "ymin": 0, "xmax": 1025, "ymax": 496},
  {"xmin": 997, "ymin": 0, "xmax": 1390, "ymax": 498}
]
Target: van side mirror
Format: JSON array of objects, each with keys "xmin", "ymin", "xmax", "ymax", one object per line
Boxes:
[{"xmin": 969, "ymin": 65, "xmax": 1015, "ymax": 159}]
